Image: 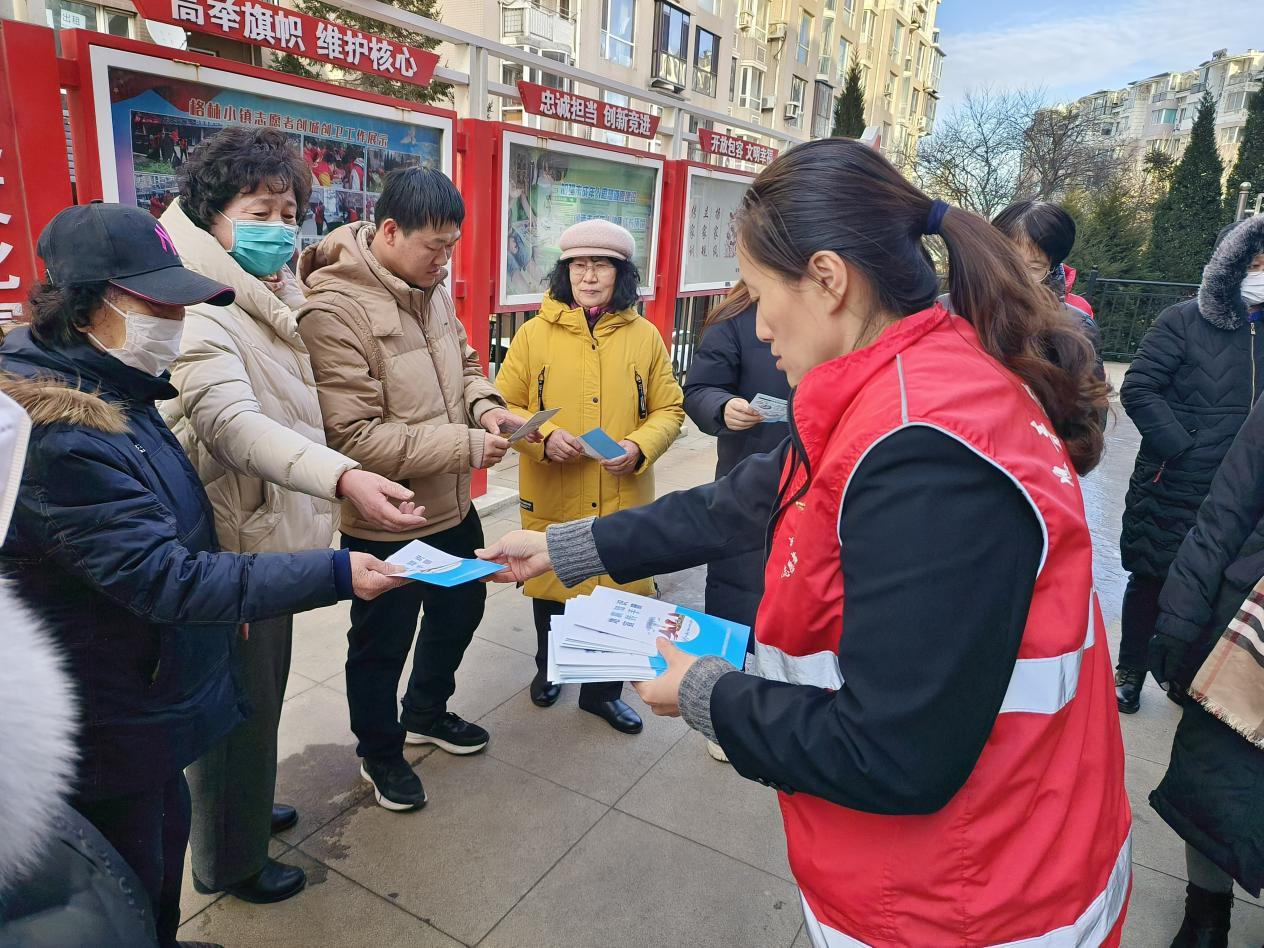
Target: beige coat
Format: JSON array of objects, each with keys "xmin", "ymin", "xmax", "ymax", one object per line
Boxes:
[
  {"xmin": 159, "ymin": 199, "xmax": 356, "ymax": 554},
  {"xmin": 296, "ymin": 222, "xmax": 503, "ymax": 542}
]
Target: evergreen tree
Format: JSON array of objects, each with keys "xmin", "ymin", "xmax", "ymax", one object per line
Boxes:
[
  {"xmin": 832, "ymin": 62, "xmax": 867, "ymax": 138},
  {"xmin": 1224, "ymin": 89, "xmax": 1264, "ymax": 220},
  {"xmin": 272, "ymin": 0, "xmax": 450, "ymax": 105},
  {"xmin": 1146, "ymin": 92, "xmax": 1225, "ymax": 283},
  {"xmin": 1066, "ymin": 183, "xmax": 1147, "ymax": 279}
]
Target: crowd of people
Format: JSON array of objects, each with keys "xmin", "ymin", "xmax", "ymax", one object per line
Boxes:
[{"xmin": 1, "ymin": 121, "xmax": 1263, "ymax": 948}]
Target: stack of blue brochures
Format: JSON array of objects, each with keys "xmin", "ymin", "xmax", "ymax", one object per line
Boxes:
[{"xmin": 548, "ymin": 587, "xmax": 750, "ymax": 683}]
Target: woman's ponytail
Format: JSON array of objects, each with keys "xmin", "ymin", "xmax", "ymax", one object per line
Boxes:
[{"xmin": 938, "ymin": 208, "xmax": 1109, "ymax": 475}]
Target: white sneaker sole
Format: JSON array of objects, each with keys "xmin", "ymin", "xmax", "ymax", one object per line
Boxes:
[
  {"xmin": 404, "ymin": 732, "xmax": 488, "ymax": 755},
  {"xmin": 359, "ymin": 764, "xmax": 427, "ymax": 811}
]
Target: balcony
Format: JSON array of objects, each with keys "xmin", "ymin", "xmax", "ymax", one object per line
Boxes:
[
  {"xmin": 652, "ymin": 53, "xmax": 689, "ymax": 94},
  {"xmin": 737, "ymin": 33, "xmax": 768, "ymax": 67},
  {"xmin": 500, "ymin": 1, "xmax": 575, "ymax": 53}
]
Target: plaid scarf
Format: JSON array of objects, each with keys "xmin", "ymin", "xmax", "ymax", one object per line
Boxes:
[{"xmin": 1190, "ymin": 580, "xmax": 1264, "ymax": 749}]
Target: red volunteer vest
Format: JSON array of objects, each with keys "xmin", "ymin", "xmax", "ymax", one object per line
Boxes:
[{"xmin": 755, "ymin": 306, "xmax": 1131, "ymax": 947}]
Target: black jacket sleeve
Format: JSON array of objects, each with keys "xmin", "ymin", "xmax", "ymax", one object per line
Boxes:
[
  {"xmin": 592, "ymin": 438, "xmax": 789, "ymax": 581},
  {"xmin": 1121, "ymin": 304, "xmax": 1195, "ymax": 460},
  {"xmin": 684, "ymin": 319, "xmax": 742, "ymax": 436},
  {"xmin": 1159, "ymin": 397, "xmax": 1264, "ymax": 642},
  {"xmin": 711, "ymin": 427, "xmax": 1042, "ymax": 814},
  {"xmin": 30, "ymin": 433, "xmax": 343, "ymax": 625}
]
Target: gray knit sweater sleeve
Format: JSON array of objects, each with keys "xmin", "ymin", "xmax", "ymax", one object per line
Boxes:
[
  {"xmin": 678, "ymin": 656, "xmax": 738, "ymax": 743},
  {"xmin": 544, "ymin": 518, "xmax": 607, "ymax": 588}
]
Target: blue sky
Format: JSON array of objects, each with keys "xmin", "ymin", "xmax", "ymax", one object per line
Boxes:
[{"xmin": 934, "ymin": 0, "xmax": 1264, "ymax": 109}]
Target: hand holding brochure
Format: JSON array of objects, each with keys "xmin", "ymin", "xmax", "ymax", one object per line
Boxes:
[
  {"xmin": 749, "ymin": 393, "xmax": 788, "ymax": 423},
  {"xmin": 506, "ymin": 407, "xmax": 560, "ymax": 443},
  {"xmin": 386, "ymin": 539, "xmax": 504, "ymax": 587},
  {"xmin": 577, "ymin": 427, "xmax": 627, "ymax": 461},
  {"xmin": 548, "ymin": 587, "xmax": 750, "ymax": 684}
]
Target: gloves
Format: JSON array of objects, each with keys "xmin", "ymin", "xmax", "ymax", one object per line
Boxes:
[{"xmin": 1149, "ymin": 632, "xmax": 1193, "ymax": 690}]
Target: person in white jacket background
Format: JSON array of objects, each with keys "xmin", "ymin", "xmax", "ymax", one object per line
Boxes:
[{"xmin": 159, "ymin": 125, "xmax": 426, "ymax": 907}]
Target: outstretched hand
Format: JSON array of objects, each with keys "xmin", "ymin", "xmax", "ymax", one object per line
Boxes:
[
  {"xmin": 337, "ymin": 469, "xmax": 427, "ymax": 532},
  {"xmin": 476, "ymin": 529, "xmax": 552, "ymax": 583}
]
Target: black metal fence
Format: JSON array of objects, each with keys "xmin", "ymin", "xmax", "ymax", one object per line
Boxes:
[
  {"xmin": 1079, "ymin": 271, "xmax": 1199, "ymax": 362},
  {"xmin": 671, "ymin": 294, "xmax": 725, "ymax": 380},
  {"xmin": 487, "ymin": 310, "xmax": 535, "ymax": 379}
]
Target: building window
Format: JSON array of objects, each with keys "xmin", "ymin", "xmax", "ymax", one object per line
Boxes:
[
  {"xmin": 789, "ymin": 75, "xmax": 807, "ymax": 128},
  {"xmin": 910, "ymin": 88, "xmax": 920, "ymax": 117},
  {"xmin": 861, "ymin": 10, "xmax": 875, "ymax": 46},
  {"xmin": 1221, "ymin": 126, "xmax": 1244, "ymax": 145},
  {"xmin": 891, "ymin": 21, "xmax": 905, "ymax": 60},
  {"xmin": 818, "ymin": 17, "xmax": 834, "ymax": 78},
  {"xmin": 915, "ymin": 42, "xmax": 926, "ymax": 77},
  {"xmin": 601, "ymin": 0, "xmax": 635, "ymax": 68},
  {"xmin": 654, "ymin": 2, "xmax": 690, "ymax": 88},
  {"xmin": 729, "ymin": 55, "xmax": 738, "ymax": 102},
  {"xmin": 694, "ymin": 27, "xmax": 719, "ymax": 97},
  {"xmin": 1225, "ymin": 91, "xmax": 1252, "ymax": 113},
  {"xmin": 796, "ymin": 10, "xmax": 813, "ymax": 66},
  {"xmin": 738, "ymin": 65, "xmax": 764, "ymax": 110},
  {"xmin": 812, "ymin": 80, "xmax": 833, "ymax": 138},
  {"xmin": 698, "ymin": 0, "xmax": 720, "ymax": 12},
  {"xmin": 45, "ymin": 1, "xmax": 135, "ymax": 37},
  {"xmin": 738, "ymin": 0, "xmax": 770, "ymax": 41},
  {"xmin": 837, "ymin": 37, "xmax": 850, "ymax": 84},
  {"xmin": 841, "ymin": 0, "xmax": 856, "ymax": 28},
  {"xmin": 1151, "ymin": 108, "xmax": 1177, "ymax": 125},
  {"xmin": 603, "ymin": 91, "xmax": 631, "ymax": 146}
]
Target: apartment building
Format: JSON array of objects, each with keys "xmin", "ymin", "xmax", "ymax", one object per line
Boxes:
[
  {"xmin": 1076, "ymin": 48, "xmax": 1263, "ymax": 173},
  {"xmin": 444, "ymin": 0, "xmax": 946, "ymax": 164}
]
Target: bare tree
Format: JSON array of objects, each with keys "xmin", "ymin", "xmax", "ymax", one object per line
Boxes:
[
  {"xmin": 913, "ymin": 88, "xmax": 1038, "ymax": 218},
  {"xmin": 1019, "ymin": 105, "xmax": 1124, "ymax": 200}
]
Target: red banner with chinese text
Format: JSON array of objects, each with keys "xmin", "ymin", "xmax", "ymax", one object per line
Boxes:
[
  {"xmin": 516, "ymin": 81, "xmax": 659, "ymax": 139},
  {"xmin": 697, "ymin": 128, "xmax": 777, "ymax": 165},
  {"xmin": 131, "ymin": 0, "xmax": 437, "ymax": 88}
]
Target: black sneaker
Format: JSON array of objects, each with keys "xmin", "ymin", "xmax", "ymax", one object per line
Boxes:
[
  {"xmin": 360, "ymin": 756, "xmax": 426, "ymax": 811},
  {"xmin": 1114, "ymin": 666, "xmax": 1143, "ymax": 714},
  {"xmin": 404, "ymin": 711, "xmax": 489, "ymax": 755}
]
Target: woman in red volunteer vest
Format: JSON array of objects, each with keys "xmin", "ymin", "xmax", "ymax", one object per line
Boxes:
[{"xmin": 479, "ymin": 139, "xmax": 1130, "ymax": 947}]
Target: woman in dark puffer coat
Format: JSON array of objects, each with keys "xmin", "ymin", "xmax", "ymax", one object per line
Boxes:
[
  {"xmin": 1147, "ymin": 231, "xmax": 1264, "ymax": 946},
  {"xmin": 683, "ymin": 283, "xmax": 790, "ymax": 629},
  {"xmin": 1115, "ymin": 216, "xmax": 1264, "ymax": 714}
]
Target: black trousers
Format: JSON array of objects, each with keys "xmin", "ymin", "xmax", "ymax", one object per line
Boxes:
[
  {"xmin": 1117, "ymin": 572, "xmax": 1167, "ymax": 671},
  {"xmin": 74, "ymin": 773, "xmax": 191, "ymax": 948},
  {"xmin": 343, "ymin": 510, "xmax": 486, "ymax": 762},
  {"xmin": 532, "ymin": 597, "xmax": 623, "ymax": 703}
]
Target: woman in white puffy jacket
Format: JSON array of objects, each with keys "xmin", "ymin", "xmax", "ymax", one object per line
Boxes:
[{"xmin": 159, "ymin": 126, "xmax": 424, "ymax": 907}]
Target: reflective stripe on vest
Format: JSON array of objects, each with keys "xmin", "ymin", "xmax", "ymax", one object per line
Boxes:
[
  {"xmin": 750, "ymin": 594, "xmax": 1096, "ymax": 716},
  {"xmin": 799, "ymin": 831, "xmax": 1132, "ymax": 948}
]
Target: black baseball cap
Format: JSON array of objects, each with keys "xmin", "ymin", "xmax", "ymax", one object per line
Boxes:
[{"xmin": 37, "ymin": 202, "xmax": 235, "ymax": 307}]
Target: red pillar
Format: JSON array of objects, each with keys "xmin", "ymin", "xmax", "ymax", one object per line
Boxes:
[
  {"xmin": 0, "ymin": 21, "xmax": 74, "ymax": 323},
  {"xmin": 454, "ymin": 119, "xmax": 501, "ymax": 499},
  {"xmin": 642, "ymin": 160, "xmax": 685, "ymax": 347}
]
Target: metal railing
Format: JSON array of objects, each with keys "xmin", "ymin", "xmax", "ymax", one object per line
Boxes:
[
  {"xmin": 671, "ymin": 294, "xmax": 726, "ymax": 380},
  {"xmin": 1080, "ymin": 272, "xmax": 1199, "ymax": 362}
]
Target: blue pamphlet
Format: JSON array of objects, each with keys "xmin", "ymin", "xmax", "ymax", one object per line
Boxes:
[
  {"xmin": 647, "ymin": 606, "xmax": 751, "ymax": 674},
  {"xmin": 385, "ymin": 539, "xmax": 505, "ymax": 587},
  {"xmin": 578, "ymin": 427, "xmax": 626, "ymax": 461}
]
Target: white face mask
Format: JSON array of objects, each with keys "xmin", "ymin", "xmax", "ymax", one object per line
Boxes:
[
  {"xmin": 1242, "ymin": 271, "xmax": 1264, "ymax": 307},
  {"xmin": 88, "ymin": 298, "xmax": 184, "ymax": 376}
]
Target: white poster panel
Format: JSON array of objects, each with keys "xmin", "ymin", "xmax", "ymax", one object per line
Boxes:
[{"xmin": 679, "ymin": 167, "xmax": 752, "ymax": 294}]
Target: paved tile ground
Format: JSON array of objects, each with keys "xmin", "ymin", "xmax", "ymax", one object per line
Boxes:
[{"xmin": 179, "ymin": 374, "xmax": 1264, "ymax": 947}]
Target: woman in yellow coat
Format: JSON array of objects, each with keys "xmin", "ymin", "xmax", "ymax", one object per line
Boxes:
[{"xmin": 496, "ymin": 220, "xmax": 684, "ymax": 734}]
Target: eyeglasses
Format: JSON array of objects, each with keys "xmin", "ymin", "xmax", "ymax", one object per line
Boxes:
[{"xmin": 568, "ymin": 260, "xmax": 615, "ymax": 277}]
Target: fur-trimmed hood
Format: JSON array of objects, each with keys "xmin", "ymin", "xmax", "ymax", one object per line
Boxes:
[
  {"xmin": 0, "ymin": 372, "xmax": 128, "ymax": 434},
  {"xmin": 1199, "ymin": 214, "xmax": 1264, "ymax": 330},
  {"xmin": 0, "ymin": 389, "xmax": 77, "ymax": 893}
]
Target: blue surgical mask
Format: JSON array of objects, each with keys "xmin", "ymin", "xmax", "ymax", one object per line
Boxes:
[{"xmin": 219, "ymin": 212, "xmax": 298, "ymax": 278}]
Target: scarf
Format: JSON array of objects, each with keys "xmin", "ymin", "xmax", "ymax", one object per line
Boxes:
[{"xmin": 1189, "ymin": 578, "xmax": 1264, "ymax": 748}]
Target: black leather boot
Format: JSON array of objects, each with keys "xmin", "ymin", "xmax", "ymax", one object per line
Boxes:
[
  {"xmin": 1115, "ymin": 665, "xmax": 1143, "ymax": 714},
  {"xmin": 1169, "ymin": 882, "xmax": 1233, "ymax": 948}
]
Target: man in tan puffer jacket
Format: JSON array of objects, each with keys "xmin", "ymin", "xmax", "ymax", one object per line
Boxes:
[{"xmin": 297, "ymin": 167, "xmax": 527, "ymax": 812}]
